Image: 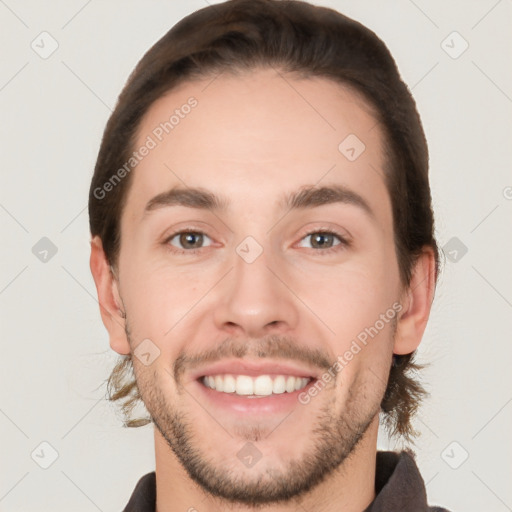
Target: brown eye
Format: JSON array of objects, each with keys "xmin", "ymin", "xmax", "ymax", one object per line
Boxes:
[
  {"xmin": 298, "ymin": 231, "xmax": 344, "ymax": 250},
  {"xmin": 310, "ymin": 233, "xmax": 336, "ymax": 249},
  {"xmin": 168, "ymin": 231, "xmax": 212, "ymax": 251}
]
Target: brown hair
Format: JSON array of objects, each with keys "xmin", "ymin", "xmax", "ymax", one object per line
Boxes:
[{"xmin": 90, "ymin": 0, "xmax": 439, "ymax": 440}]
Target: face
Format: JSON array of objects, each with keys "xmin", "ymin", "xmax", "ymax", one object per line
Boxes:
[{"xmin": 115, "ymin": 68, "xmax": 403, "ymax": 504}]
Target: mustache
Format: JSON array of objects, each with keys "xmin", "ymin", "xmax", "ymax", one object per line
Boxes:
[{"xmin": 173, "ymin": 335, "xmax": 333, "ymax": 382}]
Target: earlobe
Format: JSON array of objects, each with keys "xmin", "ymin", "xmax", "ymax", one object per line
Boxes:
[
  {"xmin": 89, "ymin": 236, "xmax": 131, "ymax": 355},
  {"xmin": 393, "ymin": 247, "xmax": 437, "ymax": 355}
]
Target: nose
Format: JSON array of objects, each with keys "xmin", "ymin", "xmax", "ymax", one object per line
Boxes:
[{"xmin": 213, "ymin": 244, "xmax": 299, "ymax": 339}]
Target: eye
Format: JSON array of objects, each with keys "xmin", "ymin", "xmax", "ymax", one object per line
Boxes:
[
  {"xmin": 163, "ymin": 229, "xmax": 348, "ymax": 255},
  {"xmin": 166, "ymin": 231, "xmax": 213, "ymax": 253},
  {"xmin": 296, "ymin": 230, "xmax": 348, "ymax": 252}
]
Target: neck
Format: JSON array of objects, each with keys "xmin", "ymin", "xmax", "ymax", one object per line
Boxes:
[{"xmin": 153, "ymin": 417, "xmax": 379, "ymax": 512}]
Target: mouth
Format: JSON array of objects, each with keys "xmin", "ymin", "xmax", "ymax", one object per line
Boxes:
[
  {"xmin": 189, "ymin": 359, "xmax": 320, "ymax": 414},
  {"xmin": 201, "ymin": 373, "xmax": 312, "ymax": 398}
]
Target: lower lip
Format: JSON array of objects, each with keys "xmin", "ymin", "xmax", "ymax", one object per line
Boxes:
[{"xmin": 192, "ymin": 378, "xmax": 316, "ymax": 415}]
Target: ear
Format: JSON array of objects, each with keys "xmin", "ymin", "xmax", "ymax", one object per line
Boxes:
[
  {"xmin": 393, "ymin": 247, "xmax": 437, "ymax": 355},
  {"xmin": 89, "ymin": 236, "xmax": 130, "ymax": 355}
]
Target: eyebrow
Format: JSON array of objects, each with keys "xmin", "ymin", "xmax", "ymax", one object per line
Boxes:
[{"xmin": 143, "ymin": 184, "xmax": 374, "ymax": 219}]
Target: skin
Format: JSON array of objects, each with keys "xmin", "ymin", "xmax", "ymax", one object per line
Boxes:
[{"xmin": 90, "ymin": 67, "xmax": 435, "ymax": 512}]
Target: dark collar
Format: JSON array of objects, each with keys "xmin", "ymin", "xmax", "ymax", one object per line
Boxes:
[
  {"xmin": 363, "ymin": 450, "xmax": 449, "ymax": 511},
  {"xmin": 123, "ymin": 450, "xmax": 449, "ymax": 511}
]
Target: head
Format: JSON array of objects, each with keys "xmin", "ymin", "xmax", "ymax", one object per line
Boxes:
[{"xmin": 89, "ymin": 0, "xmax": 438, "ymax": 505}]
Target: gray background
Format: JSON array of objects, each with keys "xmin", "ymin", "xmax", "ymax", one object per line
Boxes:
[{"xmin": 1, "ymin": 0, "xmax": 511, "ymax": 510}]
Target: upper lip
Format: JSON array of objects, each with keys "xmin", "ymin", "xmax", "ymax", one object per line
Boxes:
[{"xmin": 188, "ymin": 358, "xmax": 321, "ymax": 382}]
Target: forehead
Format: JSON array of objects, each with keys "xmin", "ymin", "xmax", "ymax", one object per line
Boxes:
[{"xmin": 123, "ymin": 68, "xmax": 390, "ymax": 226}]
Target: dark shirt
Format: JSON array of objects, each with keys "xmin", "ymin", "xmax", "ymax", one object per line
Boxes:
[{"xmin": 123, "ymin": 450, "xmax": 450, "ymax": 511}]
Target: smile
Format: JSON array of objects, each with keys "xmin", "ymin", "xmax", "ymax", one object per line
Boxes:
[{"xmin": 201, "ymin": 374, "xmax": 311, "ymax": 397}]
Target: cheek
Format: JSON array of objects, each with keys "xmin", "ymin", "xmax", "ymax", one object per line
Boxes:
[
  {"xmin": 301, "ymin": 261, "xmax": 398, "ymax": 328},
  {"xmin": 294, "ymin": 257, "xmax": 399, "ymax": 370},
  {"xmin": 120, "ymin": 253, "xmax": 208, "ymax": 349}
]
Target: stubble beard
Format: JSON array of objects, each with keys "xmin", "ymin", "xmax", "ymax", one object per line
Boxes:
[
  {"xmin": 125, "ymin": 313, "xmax": 388, "ymax": 507},
  {"xmin": 133, "ymin": 357, "xmax": 382, "ymax": 507}
]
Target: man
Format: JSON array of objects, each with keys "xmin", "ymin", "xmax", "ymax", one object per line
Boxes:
[{"xmin": 89, "ymin": 0, "xmax": 448, "ymax": 510}]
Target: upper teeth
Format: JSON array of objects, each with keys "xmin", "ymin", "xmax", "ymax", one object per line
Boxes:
[{"xmin": 202, "ymin": 374, "xmax": 310, "ymax": 396}]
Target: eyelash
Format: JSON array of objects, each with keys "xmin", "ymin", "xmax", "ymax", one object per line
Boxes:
[
  {"xmin": 298, "ymin": 228, "xmax": 350, "ymax": 255},
  {"xmin": 163, "ymin": 228, "xmax": 350, "ymax": 256}
]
